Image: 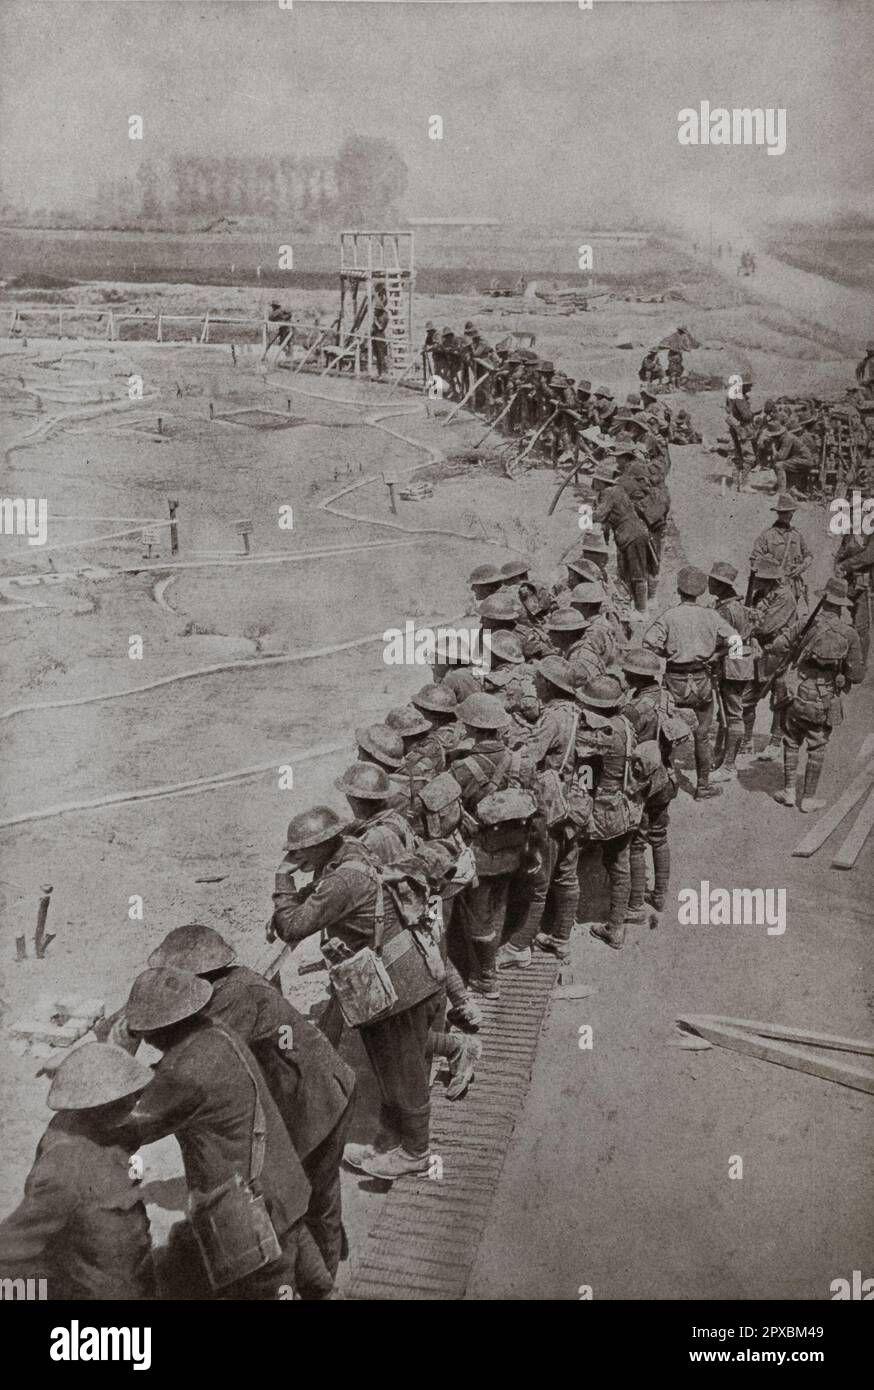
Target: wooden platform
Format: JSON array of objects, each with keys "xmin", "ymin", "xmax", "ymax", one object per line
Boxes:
[{"xmin": 348, "ymin": 953, "xmax": 559, "ymax": 1300}]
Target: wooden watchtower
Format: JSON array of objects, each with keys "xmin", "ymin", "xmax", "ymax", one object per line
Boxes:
[{"xmin": 337, "ymin": 230, "xmax": 414, "ymax": 377}]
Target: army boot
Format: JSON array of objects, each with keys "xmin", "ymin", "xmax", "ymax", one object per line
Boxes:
[
  {"xmin": 799, "ymin": 750, "xmax": 827, "ymax": 813},
  {"xmin": 534, "ymin": 932, "xmax": 570, "ymax": 961},
  {"xmin": 711, "ymin": 730, "xmax": 742, "ymax": 782},
  {"xmin": 444, "ymin": 1035, "xmax": 482, "ymax": 1100},
  {"xmin": 772, "ymin": 741, "xmax": 799, "ymax": 807},
  {"xmin": 359, "ymin": 1147, "xmax": 431, "ymax": 1180},
  {"xmin": 496, "ymin": 941, "xmax": 532, "ymax": 969},
  {"xmin": 590, "ymin": 920, "xmax": 626, "ymax": 951},
  {"xmin": 343, "ymin": 1108, "xmax": 401, "ymax": 1171}
]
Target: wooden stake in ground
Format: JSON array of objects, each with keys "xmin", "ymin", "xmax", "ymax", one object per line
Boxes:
[
  {"xmin": 34, "ymin": 884, "xmax": 54, "ymax": 958},
  {"xmin": 235, "ymin": 518, "xmax": 254, "ymax": 556},
  {"xmin": 382, "ymin": 470, "xmax": 399, "ymax": 515},
  {"xmin": 831, "ymin": 783, "xmax": 874, "ymax": 869},
  {"xmin": 791, "ymin": 759, "xmax": 874, "ymax": 858}
]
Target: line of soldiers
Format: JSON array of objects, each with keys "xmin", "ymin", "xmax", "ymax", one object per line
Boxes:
[
  {"xmin": 422, "ymin": 319, "xmax": 700, "ymax": 465},
  {"xmin": 1, "ymin": 401, "xmax": 869, "ymax": 1304}
]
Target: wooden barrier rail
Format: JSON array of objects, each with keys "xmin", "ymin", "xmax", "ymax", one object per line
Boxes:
[{"xmin": 5, "ymin": 306, "xmax": 309, "ymax": 351}]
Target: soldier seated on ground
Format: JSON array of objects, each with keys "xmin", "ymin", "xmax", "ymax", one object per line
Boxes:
[{"xmin": 639, "ymin": 348, "xmax": 664, "ymax": 384}]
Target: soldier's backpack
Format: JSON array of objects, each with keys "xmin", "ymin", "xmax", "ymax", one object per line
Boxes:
[
  {"xmin": 323, "ymin": 844, "xmax": 445, "ymax": 1028},
  {"xmin": 787, "ymin": 624, "xmax": 852, "ymax": 726},
  {"xmin": 417, "ymin": 771, "xmax": 463, "ymax": 838},
  {"xmin": 631, "ymin": 738, "xmax": 676, "ymax": 805},
  {"xmin": 454, "ymin": 745, "xmax": 526, "ymax": 807},
  {"xmin": 805, "ymin": 625, "xmax": 851, "ymax": 667},
  {"xmin": 536, "ymin": 704, "xmax": 593, "ymax": 831},
  {"xmin": 537, "ymin": 707, "xmax": 578, "ymax": 828},
  {"xmin": 416, "ymin": 772, "xmax": 477, "ymax": 896},
  {"xmin": 580, "ymin": 714, "xmax": 644, "ymax": 841},
  {"xmin": 471, "ymin": 787, "xmax": 538, "ymax": 877},
  {"xmin": 655, "ymin": 687, "xmax": 695, "ymax": 749}
]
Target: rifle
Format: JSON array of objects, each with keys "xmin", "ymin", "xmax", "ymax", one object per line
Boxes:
[
  {"xmin": 441, "ymin": 365, "xmax": 496, "ymax": 426},
  {"xmin": 513, "ymin": 407, "xmax": 561, "ymax": 468},
  {"xmin": 547, "ymin": 440, "xmax": 599, "ymax": 516},
  {"xmin": 474, "ymin": 389, "xmax": 522, "ymax": 450},
  {"xmin": 758, "ymin": 596, "xmax": 826, "ymax": 702},
  {"xmin": 711, "ymin": 662, "xmax": 729, "ymax": 768}
]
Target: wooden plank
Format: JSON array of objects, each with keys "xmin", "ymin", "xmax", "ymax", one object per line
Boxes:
[
  {"xmin": 856, "ymin": 733, "xmax": 874, "ymax": 764},
  {"xmin": 831, "ymin": 785, "xmax": 874, "ymax": 870},
  {"xmin": 678, "ymin": 1018, "xmax": 874, "ymax": 1095},
  {"xmin": 677, "ymin": 1014, "xmax": 874, "ymax": 1057},
  {"xmin": 347, "ymin": 951, "xmax": 558, "ymax": 1299},
  {"xmin": 791, "ymin": 760, "xmax": 874, "ymax": 857}
]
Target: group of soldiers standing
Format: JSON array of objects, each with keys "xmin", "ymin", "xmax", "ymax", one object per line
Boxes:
[
  {"xmin": 1, "ymin": 324, "xmax": 870, "ymax": 1305},
  {"xmin": 422, "ymin": 319, "xmax": 699, "ymax": 466},
  {"xmin": 725, "ymin": 369, "xmax": 874, "ymax": 499}
]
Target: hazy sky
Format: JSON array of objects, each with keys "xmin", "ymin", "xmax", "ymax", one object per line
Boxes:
[{"xmin": 2, "ymin": 0, "xmax": 872, "ymax": 227}]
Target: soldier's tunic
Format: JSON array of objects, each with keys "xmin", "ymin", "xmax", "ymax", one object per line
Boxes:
[
  {"xmin": 434, "ymin": 664, "xmax": 482, "ymax": 703},
  {"xmin": 750, "ymin": 525, "xmax": 811, "ymax": 604},
  {"xmin": 572, "ymin": 613, "xmax": 618, "ymax": 670},
  {"xmin": 452, "ymin": 739, "xmax": 522, "ymax": 949},
  {"xmin": 576, "ymin": 710, "xmax": 642, "ymax": 926},
  {"xmin": 400, "ymin": 732, "xmax": 446, "ymax": 794},
  {"xmin": 638, "ymin": 351, "xmax": 663, "ymax": 384},
  {"xmin": 567, "ymin": 637, "xmax": 605, "ymax": 686},
  {"xmin": 741, "ymin": 581, "xmax": 798, "ymax": 742},
  {"xmin": 666, "ymin": 349, "xmax": 683, "ymax": 387},
  {"xmin": 481, "ymin": 663, "xmax": 541, "ymax": 747},
  {"xmin": 0, "ymin": 1112, "xmax": 154, "ymax": 1300},
  {"xmin": 769, "ymin": 610, "xmax": 864, "ymax": 785},
  {"xmin": 504, "ymin": 697, "xmax": 581, "ymax": 950},
  {"xmin": 121, "ymin": 1021, "xmax": 316, "ymax": 1299},
  {"xmin": 726, "ymin": 390, "xmax": 755, "ymax": 483},
  {"xmin": 515, "ymin": 613, "xmax": 553, "ymax": 662},
  {"xmin": 272, "ymin": 840, "xmax": 440, "ymax": 1160},
  {"xmin": 623, "ymin": 682, "xmax": 679, "ymax": 912},
  {"xmin": 203, "ymin": 965, "xmax": 356, "ymax": 1280},
  {"xmin": 772, "ymin": 433, "xmax": 816, "ymax": 494},
  {"xmin": 714, "ymin": 593, "xmax": 757, "ymax": 735},
  {"xmin": 593, "ymin": 483, "xmax": 650, "ymax": 605},
  {"xmin": 837, "ymin": 532, "xmax": 874, "ymax": 664},
  {"xmin": 644, "ymin": 601, "xmax": 736, "ymax": 786}
]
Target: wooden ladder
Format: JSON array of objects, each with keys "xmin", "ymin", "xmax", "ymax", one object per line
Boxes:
[{"xmin": 383, "ymin": 270, "xmax": 409, "ymax": 374}]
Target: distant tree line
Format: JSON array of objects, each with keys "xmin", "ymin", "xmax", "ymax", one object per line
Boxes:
[{"xmin": 91, "ymin": 137, "xmax": 409, "ymax": 229}]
